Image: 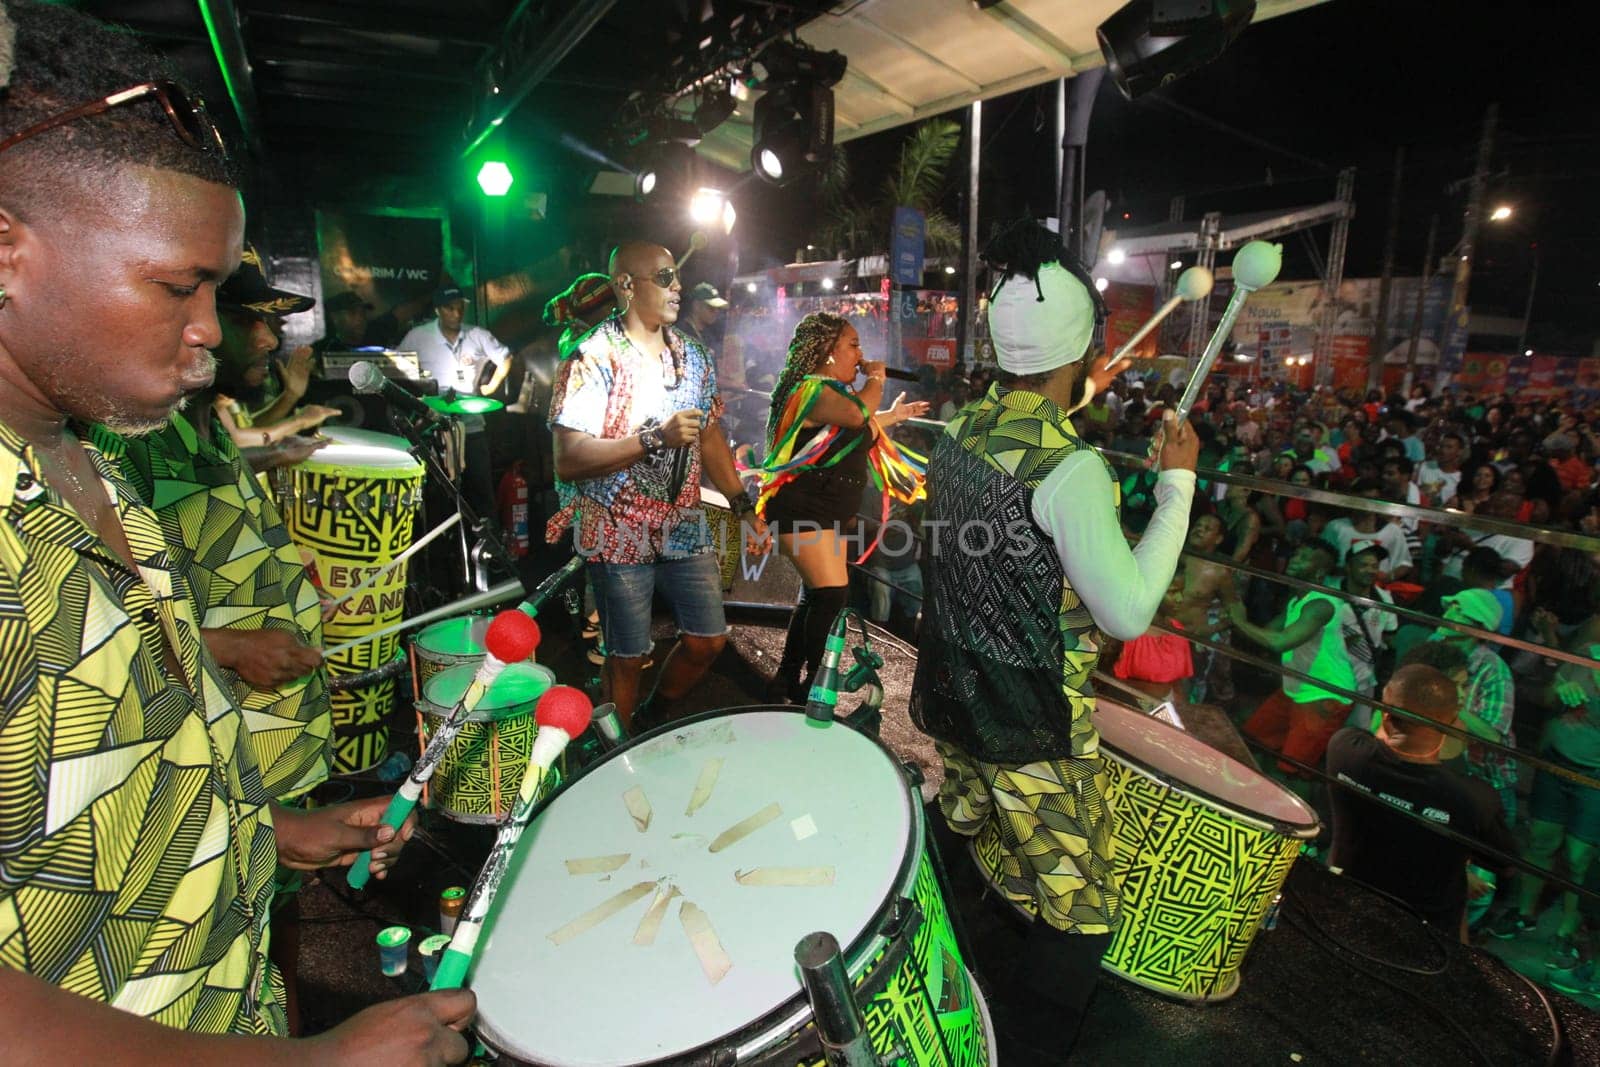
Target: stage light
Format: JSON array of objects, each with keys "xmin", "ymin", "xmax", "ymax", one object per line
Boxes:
[
  {"xmin": 756, "ymin": 147, "xmax": 784, "ymax": 182},
  {"xmin": 635, "ymin": 170, "xmax": 657, "ymax": 199},
  {"xmin": 1095, "ymin": 277, "xmax": 1110, "ymax": 292},
  {"xmin": 476, "ymin": 160, "xmax": 514, "ymax": 197},
  {"xmin": 721, "ymin": 199, "xmax": 737, "ymax": 235},
  {"xmin": 944, "ymin": 265, "xmax": 958, "ymax": 275},
  {"xmin": 749, "ymin": 42, "xmax": 846, "ymax": 186},
  {"xmin": 1491, "ymin": 204, "xmax": 1513, "ymax": 222},
  {"xmin": 745, "ymin": 282, "xmax": 759, "ymax": 293},
  {"xmin": 634, "ymin": 139, "xmax": 696, "ymax": 202},
  {"xmin": 689, "ymin": 188, "xmax": 726, "ymax": 225},
  {"xmin": 821, "ymin": 277, "xmax": 836, "ymax": 290},
  {"xmin": 1171, "ymin": 260, "xmax": 1184, "ymax": 269},
  {"xmin": 1097, "ymin": 0, "xmax": 1256, "ymax": 100},
  {"xmin": 1524, "ymin": 348, "xmax": 1534, "ymax": 356},
  {"xmin": 1107, "ymin": 247, "xmax": 1127, "ymax": 265}
]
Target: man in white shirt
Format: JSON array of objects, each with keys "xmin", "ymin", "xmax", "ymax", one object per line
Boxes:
[
  {"xmin": 401, "ymin": 287, "xmax": 512, "ymax": 399},
  {"xmin": 1322, "ymin": 478, "xmax": 1414, "ymax": 581},
  {"xmin": 1415, "ymin": 430, "xmax": 1466, "ymax": 505}
]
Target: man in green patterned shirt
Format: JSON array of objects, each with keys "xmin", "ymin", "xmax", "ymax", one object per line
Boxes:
[{"xmin": 0, "ymin": 2, "xmax": 471, "ymax": 1060}]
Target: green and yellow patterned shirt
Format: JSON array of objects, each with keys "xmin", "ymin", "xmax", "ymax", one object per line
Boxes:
[
  {"xmin": 94, "ymin": 415, "xmax": 331, "ymax": 800},
  {"xmin": 0, "ymin": 420, "xmax": 282, "ymax": 1034}
]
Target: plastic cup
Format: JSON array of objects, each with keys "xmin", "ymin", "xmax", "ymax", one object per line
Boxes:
[
  {"xmin": 439, "ymin": 886, "xmax": 466, "ymax": 935},
  {"xmin": 376, "ymin": 926, "xmax": 411, "ymax": 977},
  {"xmin": 419, "ymin": 933, "xmax": 452, "ymax": 982}
]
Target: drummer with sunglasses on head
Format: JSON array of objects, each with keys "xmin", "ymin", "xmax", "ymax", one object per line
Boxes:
[
  {"xmin": 0, "ymin": 2, "xmax": 472, "ymax": 1060},
  {"xmin": 910, "ymin": 220, "xmax": 1199, "ymax": 1057},
  {"xmin": 548, "ymin": 242, "xmax": 767, "ymax": 731}
]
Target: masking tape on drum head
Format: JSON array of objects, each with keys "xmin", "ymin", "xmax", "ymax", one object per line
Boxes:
[
  {"xmin": 733, "ymin": 866, "xmax": 835, "ymax": 887},
  {"xmin": 548, "ymin": 881, "xmax": 656, "ymax": 945},
  {"xmin": 633, "ymin": 883, "xmax": 681, "ymax": 945},
  {"xmin": 679, "ymin": 900, "xmax": 732, "ymax": 985},
  {"xmin": 564, "ymin": 854, "xmax": 632, "ymax": 876},
  {"xmin": 685, "ymin": 758, "xmax": 723, "ymax": 816},
  {"xmin": 708, "ymin": 802, "xmax": 782, "ymax": 853},
  {"xmin": 623, "ymin": 786, "xmax": 653, "ymax": 832}
]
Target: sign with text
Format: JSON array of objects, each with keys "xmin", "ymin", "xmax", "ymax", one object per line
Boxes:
[
  {"xmin": 890, "ymin": 206, "xmax": 926, "ymax": 287},
  {"xmin": 317, "ymin": 210, "xmax": 444, "ymax": 345}
]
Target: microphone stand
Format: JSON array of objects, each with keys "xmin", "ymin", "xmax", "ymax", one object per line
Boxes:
[{"xmin": 388, "ymin": 407, "xmax": 515, "ymax": 596}]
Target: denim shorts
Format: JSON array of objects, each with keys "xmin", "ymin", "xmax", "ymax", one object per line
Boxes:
[
  {"xmin": 1529, "ymin": 751, "xmax": 1600, "ymax": 845},
  {"xmin": 588, "ymin": 552, "xmax": 727, "ymax": 658}
]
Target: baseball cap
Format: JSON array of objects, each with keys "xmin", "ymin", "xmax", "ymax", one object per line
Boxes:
[
  {"xmin": 433, "ymin": 286, "xmax": 471, "ymax": 307},
  {"xmin": 1441, "ymin": 588, "xmax": 1503, "ymax": 631},
  {"xmin": 218, "ymin": 245, "xmax": 314, "ymax": 316},
  {"xmin": 326, "ymin": 291, "xmax": 373, "ymax": 314},
  {"xmin": 688, "ymin": 282, "xmax": 729, "ymax": 308},
  {"xmin": 1347, "ymin": 541, "xmax": 1388, "ymax": 563}
]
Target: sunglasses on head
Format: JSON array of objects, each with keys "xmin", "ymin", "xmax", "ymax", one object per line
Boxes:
[
  {"xmin": 0, "ymin": 81, "xmax": 226, "ymax": 157},
  {"xmin": 637, "ymin": 267, "xmax": 680, "ymax": 289}
]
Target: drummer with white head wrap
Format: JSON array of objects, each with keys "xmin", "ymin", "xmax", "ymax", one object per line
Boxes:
[{"xmin": 910, "ymin": 219, "xmax": 1199, "ymax": 1055}]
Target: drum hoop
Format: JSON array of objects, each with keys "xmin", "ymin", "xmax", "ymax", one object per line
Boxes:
[
  {"xmin": 419, "ymin": 663, "xmax": 553, "ymax": 721},
  {"xmin": 473, "ymin": 705, "xmax": 925, "ymax": 1066},
  {"xmin": 1101, "ymin": 746, "xmax": 1320, "ymax": 839}
]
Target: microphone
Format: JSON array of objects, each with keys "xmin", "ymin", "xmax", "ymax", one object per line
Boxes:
[
  {"xmin": 881, "ymin": 366, "xmax": 920, "ymax": 382},
  {"xmin": 350, "ymin": 360, "xmax": 443, "ymax": 422},
  {"xmin": 804, "ymin": 607, "xmax": 853, "ymax": 725}
]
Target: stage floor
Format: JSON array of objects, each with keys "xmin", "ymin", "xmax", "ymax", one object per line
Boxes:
[{"xmin": 298, "ymin": 603, "xmax": 1597, "ymax": 1064}]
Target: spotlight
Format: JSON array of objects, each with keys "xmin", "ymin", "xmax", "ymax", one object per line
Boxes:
[
  {"xmin": 1107, "ymin": 247, "xmax": 1127, "ymax": 265},
  {"xmin": 634, "ymin": 140, "xmax": 696, "ymax": 202},
  {"xmin": 721, "ymin": 199, "xmax": 737, "ymax": 235},
  {"xmin": 1095, "ymin": 277, "xmax": 1110, "ymax": 292},
  {"xmin": 745, "ymin": 281, "xmax": 758, "ymax": 293},
  {"xmin": 1524, "ymin": 348, "xmax": 1534, "ymax": 357},
  {"xmin": 1490, "ymin": 204, "xmax": 1513, "ymax": 222},
  {"xmin": 1097, "ymin": 0, "xmax": 1257, "ymax": 100},
  {"xmin": 749, "ymin": 42, "xmax": 846, "ymax": 186},
  {"xmin": 635, "ymin": 170, "xmax": 657, "ymax": 199},
  {"xmin": 689, "ymin": 188, "xmax": 726, "ymax": 225},
  {"xmin": 1170, "ymin": 260, "xmax": 1184, "ymax": 269},
  {"xmin": 822, "ymin": 277, "xmax": 836, "ymax": 290},
  {"xmin": 944, "ymin": 265, "xmax": 958, "ymax": 275}
]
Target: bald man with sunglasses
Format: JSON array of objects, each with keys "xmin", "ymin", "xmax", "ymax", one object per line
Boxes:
[{"xmin": 548, "ymin": 241, "xmax": 766, "ymax": 729}]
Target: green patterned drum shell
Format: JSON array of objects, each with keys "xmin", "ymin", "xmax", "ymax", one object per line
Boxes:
[
  {"xmin": 418, "ymin": 662, "xmax": 557, "ymax": 823},
  {"xmin": 1094, "ymin": 698, "xmax": 1320, "ymax": 1001},
  {"xmin": 470, "ymin": 707, "xmax": 992, "ymax": 1067},
  {"xmin": 412, "ymin": 615, "xmax": 491, "ymax": 695}
]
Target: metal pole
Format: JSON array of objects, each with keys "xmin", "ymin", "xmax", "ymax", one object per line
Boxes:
[
  {"xmin": 1402, "ymin": 214, "xmax": 1438, "ymax": 395},
  {"xmin": 961, "ymin": 99, "xmax": 982, "ymax": 364},
  {"xmin": 1517, "ymin": 244, "xmax": 1541, "ymax": 355},
  {"xmin": 1368, "ymin": 146, "xmax": 1404, "ymax": 394},
  {"xmin": 1055, "ymin": 77, "xmax": 1067, "ymax": 215},
  {"xmin": 795, "ymin": 932, "xmax": 877, "ymax": 1067},
  {"xmin": 1448, "ymin": 103, "xmax": 1498, "ymax": 318}
]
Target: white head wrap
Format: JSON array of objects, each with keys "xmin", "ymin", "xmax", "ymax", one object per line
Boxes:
[{"xmin": 987, "ymin": 262, "xmax": 1096, "ymax": 376}]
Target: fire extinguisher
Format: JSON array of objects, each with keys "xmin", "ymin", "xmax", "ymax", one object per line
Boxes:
[{"xmin": 498, "ymin": 460, "xmax": 530, "ymax": 558}]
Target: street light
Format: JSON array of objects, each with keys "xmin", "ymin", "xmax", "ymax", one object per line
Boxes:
[
  {"xmin": 1107, "ymin": 247, "xmax": 1127, "ymax": 265},
  {"xmin": 1490, "ymin": 204, "xmax": 1513, "ymax": 222}
]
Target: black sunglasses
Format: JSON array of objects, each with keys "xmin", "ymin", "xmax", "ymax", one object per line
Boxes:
[
  {"xmin": 0, "ymin": 81, "xmax": 226, "ymax": 157},
  {"xmin": 638, "ymin": 267, "xmax": 680, "ymax": 289}
]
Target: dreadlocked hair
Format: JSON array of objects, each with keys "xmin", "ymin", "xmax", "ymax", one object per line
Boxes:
[
  {"xmin": 766, "ymin": 311, "xmax": 850, "ymax": 452},
  {"xmin": 0, "ymin": 1, "xmax": 236, "ymax": 224},
  {"xmin": 980, "ymin": 216, "xmax": 1108, "ymax": 321}
]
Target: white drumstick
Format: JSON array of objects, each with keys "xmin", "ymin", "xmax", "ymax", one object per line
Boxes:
[
  {"xmin": 1173, "ymin": 241, "xmax": 1283, "ymax": 426},
  {"xmin": 1105, "ymin": 266, "xmax": 1213, "ymax": 372},
  {"xmin": 325, "ymin": 512, "xmax": 461, "ymax": 614},
  {"xmin": 675, "ymin": 230, "xmax": 709, "ymax": 270},
  {"xmin": 322, "ymin": 577, "xmax": 526, "ymax": 660}
]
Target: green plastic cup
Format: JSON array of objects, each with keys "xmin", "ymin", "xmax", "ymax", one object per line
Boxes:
[
  {"xmin": 419, "ymin": 933, "xmax": 452, "ymax": 982},
  {"xmin": 376, "ymin": 925, "xmax": 411, "ymax": 977}
]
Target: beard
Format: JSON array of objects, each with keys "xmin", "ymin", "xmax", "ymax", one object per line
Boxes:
[{"xmin": 34, "ymin": 353, "xmax": 212, "ymax": 436}]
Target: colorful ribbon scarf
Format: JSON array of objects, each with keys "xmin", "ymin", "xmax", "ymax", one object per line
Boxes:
[{"xmin": 757, "ymin": 376, "xmax": 926, "ymax": 562}]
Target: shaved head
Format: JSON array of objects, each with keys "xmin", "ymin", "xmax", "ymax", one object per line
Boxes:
[
  {"xmin": 610, "ymin": 241, "xmax": 671, "ymax": 279},
  {"xmin": 608, "ymin": 240, "xmax": 680, "ymax": 330},
  {"xmin": 1384, "ymin": 663, "xmax": 1459, "ymax": 725}
]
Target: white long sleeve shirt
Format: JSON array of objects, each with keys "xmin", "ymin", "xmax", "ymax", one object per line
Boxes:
[{"xmin": 1030, "ymin": 455, "xmax": 1196, "ymax": 641}]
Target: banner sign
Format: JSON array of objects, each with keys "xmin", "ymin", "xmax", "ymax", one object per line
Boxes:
[{"xmin": 890, "ymin": 206, "xmax": 926, "ymax": 287}]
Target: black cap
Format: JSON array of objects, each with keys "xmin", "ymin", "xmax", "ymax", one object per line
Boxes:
[
  {"xmin": 434, "ymin": 286, "xmax": 471, "ymax": 307},
  {"xmin": 218, "ymin": 245, "xmax": 315, "ymax": 316},
  {"xmin": 688, "ymin": 282, "xmax": 728, "ymax": 308}
]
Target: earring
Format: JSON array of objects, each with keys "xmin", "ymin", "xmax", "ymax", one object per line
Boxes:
[{"xmin": 0, "ymin": 285, "xmax": 7, "ymax": 310}]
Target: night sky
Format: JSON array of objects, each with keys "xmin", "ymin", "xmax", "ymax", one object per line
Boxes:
[{"xmin": 742, "ymin": 0, "xmax": 1596, "ymax": 354}]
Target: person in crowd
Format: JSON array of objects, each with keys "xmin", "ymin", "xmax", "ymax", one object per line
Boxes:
[
  {"xmin": 1112, "ymin": 561, "xmax": 1230, "ymax": 710},
  {"xmin": 1327, "ymin": 664, "xmax": 1516, "ymax": 941},
  {"xmin": 1445, "ymin": 459, "xmax": 1501, "ymax": 513},
  {"xmin": 1333, "ymin": 543, "xmax": 1399, "ymax": 721},
  {"xmin": 310, "ymin": 288, "xmax": 374, "ymax": 374},
  {"xmin": 1381, "ymin": 456, "xmax": 1424, "ymax": 560},
  {"xmin": 1178, "ymin": 513, "xmax": 1239, "ymax": 703},
  {"xmin": 1428, "ymin": 589, "xmax": 1518, "ymax": 824},
  {"xmin": 911, "ymin": 220, "xmax": 1198, "ymax": 1055},
  {"xmin": 672, "ymin": 281, "xmax": 727, "ymax": 350},
  {"xmin": 1416, "ymin": 429, "xmax": 1467, "ymax": 505},
  {"xmin": 547, "ymin": 241, "xmax": 764, "ymax": 729},
  {"xmin": 1437, "ymin": 490, "xmax": 1535, "ymax": 589},
  {"xmin": 1217, "ymin": 481, "xmax": 1262, "ymax": 564},
  {"xmin": 1231, "ymin": 540, "xmax": 1357, "ymax": 779},
  {"xmin": 1544, "ymin": 431, "xmax": 1592, "ymax": 494},
  {"xmin": 1322, "ymin": 477, "xmax": 1414, "ymax": 582},
  {"xmin": 862, "ymin": 486, "xmax": 926, "ymax": 638},
  {"xmin": 757, "ymin": 311, "xmax": 927, "ymax": 702},
  {"xmin": 1285, "ymin": 426, "xmax": 1339, "ymax": 477},
  {"xmin": 0, "ymin": 1, "xmax": 470, "ymax": 1056}
]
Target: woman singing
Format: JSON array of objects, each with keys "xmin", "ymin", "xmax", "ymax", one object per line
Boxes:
[{"xmin": 759, "ymin": 313, "xmax": 929, "ymax": 703}]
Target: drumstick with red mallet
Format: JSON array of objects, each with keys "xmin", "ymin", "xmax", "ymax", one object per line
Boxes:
[
  {"xmin": 346, "ymin": 609, "xmax": 542, "ymax": 889},
  {"xmin": 431, "ymin": 685, "xmax": 593, "ymax": 991}
]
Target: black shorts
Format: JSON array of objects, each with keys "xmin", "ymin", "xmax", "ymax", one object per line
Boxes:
[{"xmin": 764, "ymin": 469, "xmax": 866, "ymax": 530}]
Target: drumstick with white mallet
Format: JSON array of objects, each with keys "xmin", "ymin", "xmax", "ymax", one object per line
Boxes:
[
  {"xmin": 346, "ymin": 609, "xmax": 541, "ymax": 889},
  {"xmin": 1172, "ymin": 240, "xmax": 1282, "ymax": 425},
  {"xmin": 430, "ymin": 685, "xmax": 594, "ymax": 991},
  {"xmin": 675, "ymin": 230, "xmax": 709, "ymax": 270},
  {"xmin": 1103, "ymin": 265, "xmax": 1214, "ymax": 374},
  {"xmin": 324, "ymin": 512, "xmax": 461, "ymax": 617}
]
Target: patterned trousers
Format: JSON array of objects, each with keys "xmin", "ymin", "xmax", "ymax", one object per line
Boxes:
[{"xmin": 935, "ymin": 741, "xmax": 1122, "ymax": 935}]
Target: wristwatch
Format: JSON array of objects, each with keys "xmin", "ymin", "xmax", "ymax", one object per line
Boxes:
[{"xmin": 639, "ymin": 426, "xmax": 667, "ymax": 455}]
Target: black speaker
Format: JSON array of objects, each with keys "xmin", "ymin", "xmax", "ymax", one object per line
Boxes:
[{"xmin": 1096, "ymin": 0, "xmax": 1256, "ymax": 99}]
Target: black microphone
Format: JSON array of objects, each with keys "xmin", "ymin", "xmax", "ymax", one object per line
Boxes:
[
  {"xmin": 350, "ymin": 360, "xmax": 443, "ymax": 422},
  {"xmin": 804, "ymin": 607, "xmax": 853, "ymax": 725},
  {"xmin": 882, "ymin": 366, "xmax": 921, "ymax": 382}
]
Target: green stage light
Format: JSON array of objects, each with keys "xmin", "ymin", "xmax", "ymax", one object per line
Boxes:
[{"xmin": 476, "ymin": 161, "xmax": 514, "ymax": 197}]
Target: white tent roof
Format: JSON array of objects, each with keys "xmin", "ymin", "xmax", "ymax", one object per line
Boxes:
[{"xmin": 695, "ymin": 0, "xmax": 1331, "ymax": 170}]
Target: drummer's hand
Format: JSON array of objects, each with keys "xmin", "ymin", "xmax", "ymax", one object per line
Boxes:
[
  {"xmin": 281, "ymin": 346, "xmax": 315, "ymax": 399},
  {"xmin": 275, "ymin": 434, "xmax": 329, "ymax": 467},
  {"xmin": 661, "ymin": 409, "xmax": 704, "ymax": 447},
  {"xmin": 272, "ymin": 796, "xmax": 417, "ymax": 877},
  {"xmin": 306, "ymin": 990, "xmax": 475, "ymax": 1067},
  {"xmin": 1085, "ymin": 348, "xmax": 1123, "ymax": 398},
  {"xmin": 299, "ymin": 404, "xmax": 342, "ymax": 429},
  {"xmin": 1156, "ymin": 410, "xmax": 1199, "ymax": 472},
  {"xmin": 203, "ymin": 628, "xmax": 322, "ymax": 687}
]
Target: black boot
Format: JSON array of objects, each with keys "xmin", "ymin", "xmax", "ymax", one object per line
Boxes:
[{"xmin": 765, "ymin": 591, "xmax": 811, "ymax": 704}]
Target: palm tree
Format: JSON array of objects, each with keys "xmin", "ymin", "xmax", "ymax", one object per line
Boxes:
[{"xmin": 815, "ymin": 118, "xmax": 963, "ymax": 261}]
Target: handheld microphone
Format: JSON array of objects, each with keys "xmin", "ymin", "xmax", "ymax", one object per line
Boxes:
[
  {"xmin": 350, "ymin": 360, "xmax": 444, "ymax": 422},
  {"xmin": 881, "ymin": 366, "xmax": 920, "ymax": 382}
]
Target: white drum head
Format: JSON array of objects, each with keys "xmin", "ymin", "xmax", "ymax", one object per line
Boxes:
[
  {"xmin": 306, "ymin": 426, "xmax": 420, "ymax": 471},
  {"xmin": 471, "ymin": 709, "xmax": 915, "ymax": 1066},
  {"xmin": 1095, "ymin": 698, "xmax": 1318, "ymax": 830}
]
